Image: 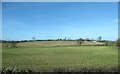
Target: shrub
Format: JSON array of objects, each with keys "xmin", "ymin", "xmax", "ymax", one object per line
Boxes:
[
  {"xmin": 11, "ymin": 41, "xmax": 17, "ymax": 48},
  {"xmin": 2, "ymin": 41, "xmax": 18, "ymax": 48}
]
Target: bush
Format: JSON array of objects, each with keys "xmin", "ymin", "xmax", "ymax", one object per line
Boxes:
[
  {"xmin": 2, "ymin": 41, "xmax": 18, "ymax": 48},
  {"xmin": 11, "ymin": 41, "xmax": 17, "ymax": 48}
]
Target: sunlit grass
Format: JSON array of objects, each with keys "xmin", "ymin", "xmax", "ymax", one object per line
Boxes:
[{"xmin": 2, "ymin": 46, "xmax": 118, "ymax": 71}]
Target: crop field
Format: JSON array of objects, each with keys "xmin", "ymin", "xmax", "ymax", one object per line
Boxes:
[{"xmin": 2, "ymin": 41, "xmax": 118, "ymax": 72}]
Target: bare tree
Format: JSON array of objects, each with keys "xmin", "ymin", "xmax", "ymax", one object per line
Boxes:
[
  {"xmin": 97, "ymin": 36, "xmax": 102, "ymax": 42},
  {"xmin": 32, "ymin": 37, "xmax": 36, "ymax": 41}
]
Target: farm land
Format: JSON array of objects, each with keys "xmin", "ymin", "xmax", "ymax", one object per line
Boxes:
[{"xmin": 2, "ymin": 40, "xmax": 118, "ymax": 72}]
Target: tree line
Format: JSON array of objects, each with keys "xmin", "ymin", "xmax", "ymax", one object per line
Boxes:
[{"xmin": 2, "ymin": 38, "xmax": 120, "ymax": 48}]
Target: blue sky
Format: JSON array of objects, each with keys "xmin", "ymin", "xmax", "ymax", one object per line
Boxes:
[
  {"xmin": 2, "ymin": 2, "xmax": 118, "ymax": 41},
  {"xmin": 0, "ymin": 2, "xmax": 2, "ymax": 40}
]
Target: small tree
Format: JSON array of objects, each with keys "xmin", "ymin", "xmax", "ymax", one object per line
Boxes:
[
  {"xmin": 77, "ymin": 38, "xmax": 84, "ymax": 46},
  {"xmin": 85, "ymin": 38, "xmax": 90, "ymax": 41},
  {"xmin": 97, "ymin": 36, "xmax": 102, "ymax": 42},
  {"xmin": 63, "ymin": 37, "xmax": 67, "ymax": 41},
  {"xmin": 32, "ymin": 37, "xmax": 36, "ymax": 41}
]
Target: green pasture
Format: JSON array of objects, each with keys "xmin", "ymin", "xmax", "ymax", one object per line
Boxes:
[{"xmin": 2, "ymin": 45, "xmax": 118, "ymax": 71}]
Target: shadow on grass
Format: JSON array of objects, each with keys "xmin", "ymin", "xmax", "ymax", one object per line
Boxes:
[{"xmin": 1, "ymin": 66, "xmax": 118, "ymax": 74}]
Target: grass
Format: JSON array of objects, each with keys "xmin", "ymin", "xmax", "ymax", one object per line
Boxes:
[{"xmin": 2, "ymin": 45, "xmax": 118, "ymax": 72}]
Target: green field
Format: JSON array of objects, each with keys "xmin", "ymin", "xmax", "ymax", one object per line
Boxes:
[{"xmin": 2, "ymin": 42, "xmax": 118, "ymax": 72}]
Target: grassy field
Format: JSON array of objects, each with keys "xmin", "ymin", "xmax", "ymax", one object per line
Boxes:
[
  {"xmin": 16, "ymin": 41, "xmax": 106, "ymax": 47},
  {"xmin": 2, "ymin": 41, "xmax": 118, "ymax": 72}
]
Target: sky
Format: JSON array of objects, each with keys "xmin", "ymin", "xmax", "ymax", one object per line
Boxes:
[
  {"xmin": 0, "ymin": 3, "xmax": 2, "ymax": 40},
  {"xmin": 2, "ymin": 2, "xmax": 118, "ymax": 41}
]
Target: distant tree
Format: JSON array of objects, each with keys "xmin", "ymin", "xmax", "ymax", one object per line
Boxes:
[
  {"xmin": 59, "ymin": 39, "xmax": 62, "ymax": 41},
  {"xmin": 56, "ymin": 39, "xmax": 59, "ymax": 41},
  {"xmin": 32, "ymin": 37, "xmax": 36, "ymax": 41},
  {"xmin": 77, "ymin": 38, "xmax": 84, "ymax": 46},
  {"xmin": 85, "ymin": 38, "xmax": 90, "ymax": 41},
  {"xmin": 63, "ymin": 37, "xmax": 67, "ymax": 41},
  {"xmin": 97, "ymin": 37, "xmax": 102, "ymax": 42}
]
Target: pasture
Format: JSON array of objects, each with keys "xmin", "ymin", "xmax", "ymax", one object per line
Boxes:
[{"xmin": 2, "ymin": 41, "xmax": 118, "ymax": 72}]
